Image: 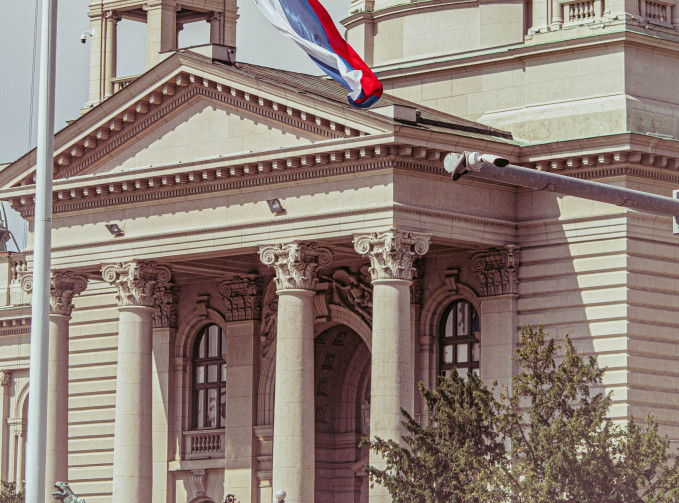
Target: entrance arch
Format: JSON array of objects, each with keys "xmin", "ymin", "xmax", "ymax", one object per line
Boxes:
[{"xmin": 314, "ymin": 324, "xmax": 371, "ymax": 503}]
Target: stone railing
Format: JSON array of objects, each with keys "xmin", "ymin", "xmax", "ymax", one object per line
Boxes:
[
  {"xmin": 642, "ymin": 0, "xmax": 673, "ymax": 26},
  {"xmin": 566, "ymin": 1, "xmax": 596, "ymax": 22},
  {"xmin": 111, "ymin": 74, "xmax": 141, "ymax": 94},
  {"xmin": 183, "ymin": 429, "xmax": 224, "ymax": 460}
]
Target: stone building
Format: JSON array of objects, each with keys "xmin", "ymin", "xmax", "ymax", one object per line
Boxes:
[{"xmin": 1, "ymin": 0, "xmax": 679, "ymax": 502}]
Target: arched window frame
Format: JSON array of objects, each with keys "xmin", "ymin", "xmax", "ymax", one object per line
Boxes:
[
  {"xmin": 439, "ymin": 298, "xmax": 481, "ymax": 379},
  {"xmin": 190, "ymin": 323, "xmax": 227, "ymax": 430}
]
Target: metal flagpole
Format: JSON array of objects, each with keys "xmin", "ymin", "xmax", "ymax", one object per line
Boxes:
[{"xmin": 26, "ymin": 0, "xmax": 58, "ymax": 501}]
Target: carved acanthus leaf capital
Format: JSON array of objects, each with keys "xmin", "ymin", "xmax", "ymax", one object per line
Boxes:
[
  {"xmin": 471, "ymin": 245, "xmax": 520, "ymax": 297},
  {"xmin": 50, "ymin": 271, "xmax": 89, "ymax": 316},
  {"xmin": 259, "ymin": 242, "xmax": 332, "ymax": 291},
  {"xmin": 102, "ymin": 261, "xmax": 172, "ymax": 307},
  {"xmin": 20, "ymin": 271, "xmax": 89, "ymax": 316},
  {"xmin": 353, "ymin": 230, "xmax": 430, "ymax": 282},
  {"xmin": 153, "ymin": 284, "xmax": 180, "ymax": 329},
  {"xmin": 218, "ymin": 276, "xmax": 263, "ymax": 321}
]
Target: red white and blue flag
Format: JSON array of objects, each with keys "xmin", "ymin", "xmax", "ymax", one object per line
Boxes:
[{"xmin": 253, "ymin": 0, "xmax": 383, "ymax": 108}]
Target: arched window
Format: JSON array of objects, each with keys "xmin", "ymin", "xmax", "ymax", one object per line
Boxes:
[
  {"xmin": 192, "ymin": 324, "xmax": 226, "ymax": 429},
  {"xmin": 440, "ymin": 300, "xmax": 480, "ymax": 378}
]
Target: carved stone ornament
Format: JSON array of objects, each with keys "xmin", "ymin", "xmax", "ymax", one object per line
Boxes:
[
  {"xmin": 101, "ymin": 261, "xmax": 172, "ymax": 307},
  {"xmin": 153, "ymin": 284, "xmax": 180, "ymax": 329},
  {"xmin": 353, "ymin": 230, "xmax": 430, "ymax": 282},
  {"xmin": 471, "ymin": 245, "xmax": 521, "ymax": 297},
  {"xmin": 218, "ymin": 276, "xmax": 263, "ymax": 321},
  {"xmin": 0, "ymin": 370, "xmax": 10, "ymax": 387},
  {"xmin": 410, "ymin": 258, "xmax": 425, "ymax": 304},
  {"xmin": 260, "ymin": 281, "xmax": 278, "ymax": 356},
  {"xmin": 191, "ymin": 470, "xmax": 207, "ymax": 497},
  {"xmin": 50, "ymin": 271, "xmax": 89, "ymax": 316},
  {"xmin": 21, "ymin": 271, "xmax": 89, "ymax": 316},
  {"xmin": 259, "ymin": 242, "xmax": 332, "ymax": 291},
  {"xmin": 325, "ymin": 267, "xmax": 372, "ymax": 325}
]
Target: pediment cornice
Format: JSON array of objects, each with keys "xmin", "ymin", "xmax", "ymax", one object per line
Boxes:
[
  {"xmin": 1, "ymin": 53, "xmax": 395, "ymax": 189},
  {"xmin": 5, "ymin": 140, "xmax": 450, "ymax": 217}
]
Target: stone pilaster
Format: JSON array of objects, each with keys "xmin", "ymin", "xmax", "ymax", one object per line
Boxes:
[
  {"xmin": 259, "ymin": 242, "xmax": 332, "ymax": 503},
  {"xmin": 471, "ymin": 245, "xmax": 521, "ymax": 386},
  {"xmin": 103, "ymin": 261, "xmax": 171, "ymax": 503},
  {"xmin": 0, "ymin": 371, "xmax": 10, "ymax": 482},
  {"xmin": 353, "ymin": 229, "xmax": 430, "ymax": 503}
]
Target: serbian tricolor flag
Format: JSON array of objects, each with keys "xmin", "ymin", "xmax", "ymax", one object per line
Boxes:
[{"xmin": 253, "ymin": 0, "xmax": 383, "ymax": 108}]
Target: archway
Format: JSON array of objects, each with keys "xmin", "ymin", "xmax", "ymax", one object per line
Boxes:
[{"xmin": 314, "ymin": 324, "xmax": 371, "ymax": 503}]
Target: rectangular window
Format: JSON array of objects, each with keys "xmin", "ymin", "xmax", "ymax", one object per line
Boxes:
[
  {"xmin": 197, "ymin": 389, "xmax": 205, "ymax": 428},
  {"xmin": 457, "ymin": 302, "xmax": 469, "ymax": 336},
  {"xmin": 196, "ymin": 366, "xmax": 205, "ymax": 384},
  {"xmin": 456, "ymin": 343, "xmax": 469, "ymax": 364},
  {"xmin": 207, "ymin": 364, "xmax": 218, "ymax": 383},
  {"xmin": 207, "ymin": 389, "xmax": 218, "ymax": 428}
]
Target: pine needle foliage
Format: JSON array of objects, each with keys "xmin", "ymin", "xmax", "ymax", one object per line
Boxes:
[
  {"xmin": 364, "ymin": 325, "xmax": 679, "ymax": 503},
  {"xmin": 0, "ymin": 481, "xmax": 23, "ymax": 503}
]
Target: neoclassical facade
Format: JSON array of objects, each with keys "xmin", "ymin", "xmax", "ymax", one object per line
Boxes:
[{"xmin": 1, "ymin": 0, "xmax": 679, "ymax": 502}]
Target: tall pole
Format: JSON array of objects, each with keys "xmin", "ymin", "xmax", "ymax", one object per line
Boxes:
[{"xmin": 26, "ymin": 0, "xmax": 58, "ymax": 501}]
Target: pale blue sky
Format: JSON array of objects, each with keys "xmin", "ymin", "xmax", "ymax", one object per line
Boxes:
[
  {"xmin": 0, "ymin": 0, "xmax": 351, "ymax": 164},
  {"xmin": 0, "ymin": 0, "xmax": 351, "ymax": 248}
]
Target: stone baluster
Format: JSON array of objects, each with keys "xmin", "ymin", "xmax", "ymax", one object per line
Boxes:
[
  {"xmin": 259, "ymin": 243, "xmax": 332, "ymax": 503},
  {"xmin": 103, "ymin": 261, "xmax": 172, "ymax": 503},
  {"xmin": 353, "ymin": 229, "xmax": 430, "ymax": 503}
]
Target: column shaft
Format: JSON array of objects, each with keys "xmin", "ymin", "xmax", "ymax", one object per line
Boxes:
[
  {"xmin": 45, "ymin": 315, "xmax": 70, "ymax": 498},
  {"xmin": 112, "ymin": 306, "xmax": 154, "ymax": 503},
  {"xmin": 0, "ymin": 372, "xmax": 10, "ymax": 482},
  {"xmin": 272, "ymin": 290, "xmax": 315, "ymax": 503},
  {"xmin": 104, "ymin": 13, "xmax": 118, "ymax": 98},
  {"xmin": 369, "ymin": 280, "xmax": 412, "ymax": 503},
  {"xmin": 16, "ymin": 432, "xmax": 25, "ymax": 491}
]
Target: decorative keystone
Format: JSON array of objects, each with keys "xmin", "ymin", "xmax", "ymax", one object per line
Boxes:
[
  {"xmin": 353, "ymin": 230, "xmax": 430, "ymax": 282},
  {"xmin": 259, "ymin": 243, "xmax": 332, "ymax": 291},
  {"xmin": 102, "ymin": 261, "xmax": 172, "ymax": 307}
]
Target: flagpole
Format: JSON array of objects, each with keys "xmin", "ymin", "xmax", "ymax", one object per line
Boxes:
[{"xmin": 26, "ymin": 0, "xmax": 58, "ymax": 501}]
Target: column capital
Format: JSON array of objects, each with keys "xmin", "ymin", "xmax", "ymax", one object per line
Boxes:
[
  {"xmin": 102, "ymin": 261, "xmax": 172, "ymax": 308},
  {"xmin": 259, "ymin": 242, "xmax": 332, "ymax": 291},
  {"xmin": 471, "ymin": 245, "xmax": 521, "ymax": 297},
  {"xmin": 51, "ymin": 271, "xmax": 89, "ymax": 316},
  {"xmin": 20, "ymin": 270, "xmax": 89, "ymax": 316},
  {"xmin": 218, "ymin": 276, "xmax": 263, "ymax": 321},
  {"xmin": 153, "ymin": 283, "xmax": 180, "ymax": 329},
  {"xmin": 105, "ymin": 10, "xmax": 122, "ymax": 22},
  {"xmin": 353, "ymin": 229, "xmax": 430, "ymax": 282},
  {"xmin": 0, "ymin": 370, "xmax": 10, "ymax": 387}
]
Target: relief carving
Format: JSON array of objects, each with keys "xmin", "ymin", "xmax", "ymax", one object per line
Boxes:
[
  {"xmin": 471, "ymin": 245, "xmax": 521, "ymax": 297},
  {"xmin": 153, "ymin": 284, "xmax": 180, "ymax": 329},
  {"xmin": 218, "ymin": 276, "xmax": 263, "ymax": 321},
  {"xmin": 410, "ymin": 258, "xmax": 425, "ymax": 305},
  {"xmin": 353, "ymin": 230, "xmax": 430, "ymax": 281},
  {"xmin": 259, "ymin": 242, "xmax": 332, "ymax": 291},
  {"xmin": 102, "ymin": 261, "xmax": 172, "ymax": 307},
  {"xmin": 21, "ymin": 271, "xmax": 88, "ymax": 316},
  {"xmin": 260, "ymin": 282, "xmax": 278, "ymax": 356},
  {"xmin": 324, "ymin": 267, "xmax": 372, "ymax": 325}
]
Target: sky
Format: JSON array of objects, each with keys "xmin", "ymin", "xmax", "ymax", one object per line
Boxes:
[{"xmin": 0, "ymin": 0, "xmax": 351, "ymax": 249}]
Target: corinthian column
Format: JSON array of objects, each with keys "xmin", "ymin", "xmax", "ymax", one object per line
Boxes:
[
  {"xmin": 354, "ymin": 229, "xmax": 429, "ymax": 503},
  {"xmin": 21, "ymin": 271, "xmax": 88, "ymax": 500},
  {"xmin": 102, "ymin": 261, "xmax": 172, "ymax": 503},
  {"xmin": 259, "ymin": 243, "xmax": 332, "ymax": 503}
]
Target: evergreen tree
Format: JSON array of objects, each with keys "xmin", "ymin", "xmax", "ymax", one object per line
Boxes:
[{"xmin": 364, "ymin": 325, "xmax": 679, "ymax": 503}]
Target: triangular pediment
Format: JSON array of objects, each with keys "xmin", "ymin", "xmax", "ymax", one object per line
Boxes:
[
  {"xmin": 88, "ymin": 96, "xmax": 323, "ymax": 175},
  {"xmin": 0, "ymin": 52, "xmax": 397, "ymax": 187}
]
